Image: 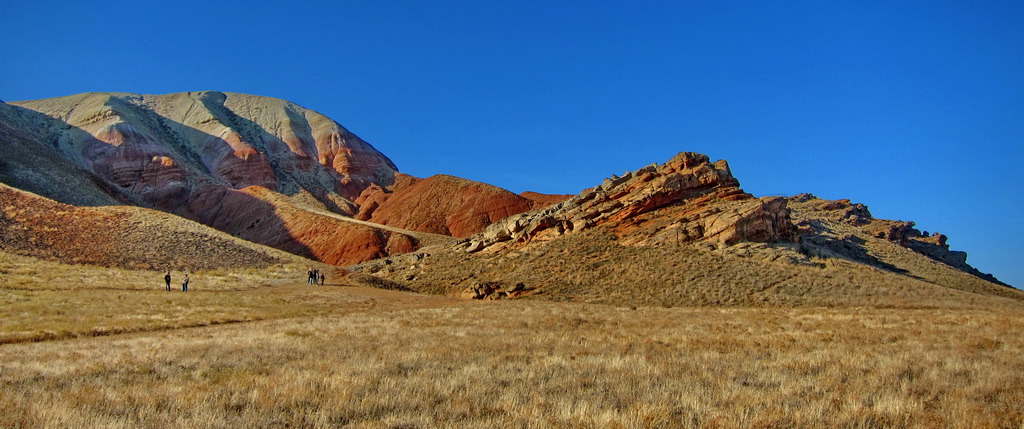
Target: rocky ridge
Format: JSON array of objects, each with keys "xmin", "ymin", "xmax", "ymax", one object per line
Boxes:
[
  {"xmin": 350, "ymin": 152, "xmax": 1015, "ymax": 304},
  {"xmin": 461, "ymin": 152, "xmax": 796, "ymax": 253},
  {"xmin": 787, "ymin": 194, "xmax": 1008, "ymax": 288}
]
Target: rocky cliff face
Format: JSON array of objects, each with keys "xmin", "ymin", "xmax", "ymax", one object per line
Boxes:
[
  {"xmin": 350, "ymin": 152, "xmax": 1014, "ymax": 304},
  {"xmin": 462, "ymin": 152, "xmax": 796, "ymax": 252}
]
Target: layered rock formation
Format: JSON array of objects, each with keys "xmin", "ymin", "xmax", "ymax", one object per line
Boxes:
[
  {"xmin": 3, "ymin": 92, "xmax": 556, "ymax": 265},
  {"xmin": 462, "ymin": 152, "xmax": 796, "ymax": 252},
  {"xmin": 787, "ymin": 194, "xmax": 1006, "ymax": 286},
  {"xmin": 4, "ymin": 92, "xmax": 578, "ymax": 265},
  {"xmin": 182, "ymin": 185, "xmax": 421, "ymax": 265},
  {"xmin": 11, "ymin": 91, "xmax": 398, "ymax": 208},
  {"xmin": 2, "ymin": 92, "xmax": 1012, "ymax": 295}
]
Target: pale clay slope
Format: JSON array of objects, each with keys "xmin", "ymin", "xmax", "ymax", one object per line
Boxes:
[{"xmin": 13, "ymin": 91, "xmax": 397, "ymax": 200}]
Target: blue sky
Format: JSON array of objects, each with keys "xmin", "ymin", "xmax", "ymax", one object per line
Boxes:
[{"xmin": 3, "ymin": 1, "xmax": 1023, "ymax": 287}]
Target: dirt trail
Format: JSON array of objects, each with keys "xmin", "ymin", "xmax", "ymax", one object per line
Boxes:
[{"xmin": 292, "ymin": 203, "xmax": 458, "ymax": 248}]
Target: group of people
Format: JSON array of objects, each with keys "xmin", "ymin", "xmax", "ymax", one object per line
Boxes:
[
  {"xmin": 308, "ymin": 268, "xmax": 325, "ymax": 285},
  {"xmin": 164, "ymin": 271, "xmax": 190, "ymax": 292},
  {"xmin": 161, "ymin": 268, "xmax": 325, "ymax": 291}
]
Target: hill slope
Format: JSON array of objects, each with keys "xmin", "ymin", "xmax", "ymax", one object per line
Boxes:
[
  {"xmin": 352, "ymin": 152, "xmax": 1020, "ymax": 307},
  {"xmin": 10, "ymin": 91, "xmax": 397, "ymax": 206},
  {"xmin": 0, "ymin": 183, "xmax": 305, "ymax": 270},
  {"xmin": 2, "ymin": 93, "xmax": 552, "ymax": 264},
  {"xmin": 356, "ymin": 173, "xmax": 536, "ymax": 238}
]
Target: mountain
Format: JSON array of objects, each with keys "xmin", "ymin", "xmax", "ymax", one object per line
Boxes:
[
  {"xmin": 9, "ymin": 91, "xmax": 396, "ymax": 205},
  {"xmin": 1, "ymin": 92, "xmax": 551, "ymax": 264},
  {"xmin": 1, "ymin": 91, "xmax": 1017, "ymax": 308}
]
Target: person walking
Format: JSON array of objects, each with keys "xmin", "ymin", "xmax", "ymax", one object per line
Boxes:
[
  {"xmin": 164, "ymin": 271, "xmax": 172, "ymax": 291},
  {"xmin": 182, "ymin": 273, "xmax": 190, "ymax": 292}
]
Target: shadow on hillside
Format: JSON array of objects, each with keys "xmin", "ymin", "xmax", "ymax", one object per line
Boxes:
[
  {"xmin": 0, "ymin": 103, "xmax": 130, "ymax": 206},
  {"xmin": 800, "ymin": 222, "xmax": 919, "ymax": 279},
  {"xmin": 906, "ymin": 239, "xmax": 1011, "ymax": 287},
  {"xmin": 177, "ymin": 184, "xmax": 318, "ymax": 262},
  {"xmin": 191, "ymin": 93, "xmax": 381, "ymax": 213},
  {"xmin": 0, "ymin": 100, "xmax": 317, "ymax": 263}
]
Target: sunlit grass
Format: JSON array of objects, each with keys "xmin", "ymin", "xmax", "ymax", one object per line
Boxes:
[
  {"xmin": 2, "ymin": 295, "xmax": 1023, "ymax": 427},
  {"xmin": 0, "ymin": 251, "xmax": 358, "ymax": 344},
  {"xmin": 2, "ymin": 251, "xmax": 1022, "ymax": 427}
]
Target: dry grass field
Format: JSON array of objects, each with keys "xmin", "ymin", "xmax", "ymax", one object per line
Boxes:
[
  {"xmin": 2, "ymin": 250, "xmax": 1023, "ymax": 428},
  {"xmin": 362, "ymin": 229, "xmax": 1024, "ymax": 310}
]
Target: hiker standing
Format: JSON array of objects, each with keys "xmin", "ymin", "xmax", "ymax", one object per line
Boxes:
[
  {"xmin": 164, "ymin": 271, "xmax": 171, "ymax": 291},
  {"xmin": 182, "ymin": 273, "xmax": 190, "ymax": 292},
  {"xmin": 319, "ymin": 272, "xmax": 326, "ymax": 286},
  {"xmin": 307, "ymin": 268, "xmax": 314, "ymax": 285}
]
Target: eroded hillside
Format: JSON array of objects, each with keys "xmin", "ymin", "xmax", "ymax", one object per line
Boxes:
[
  {"xmin": 0, "ymin": 183, "xmax": 300, "ymax": 270},
  {"xmin": 2, "ymin": 93, "xmax": 557, "ymax": 264},
  {"xmin": 351, "ymin": 152, "xmax": 1020, "ymax": 307}
]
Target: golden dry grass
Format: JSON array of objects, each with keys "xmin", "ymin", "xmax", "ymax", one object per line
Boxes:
[
  {"xmin": 0, "ymin": 251, "xmax": 355, "ymax": 344},
  {"xmin": 367, "ymin": 230, "xmax": 1024, "ymax": 310},
  {"xmin": 2, "ymin": 252, "xmax": 1024, "ymax": 428}
]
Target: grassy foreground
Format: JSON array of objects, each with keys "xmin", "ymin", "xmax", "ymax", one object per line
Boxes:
[{"xmin": 1, "ymin": 254, "xmax": 1023, "ymax": 428}]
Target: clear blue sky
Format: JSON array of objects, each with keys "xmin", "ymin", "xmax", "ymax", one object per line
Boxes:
[{"xmin": 3, "ymin": 1, "xmax": 1023, "ymax": 287}]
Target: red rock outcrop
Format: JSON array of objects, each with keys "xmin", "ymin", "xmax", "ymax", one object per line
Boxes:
[
  {"xmin": 463, "ymin": 152, "xmax": 796, "ymax": 252},
  {"xmin": 86, "ymin": 122, "xmax": 192, "ymax": 211},
  {"xmin": 353, "ymin": 173, "xmax": 421, "ymax": 221}
]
